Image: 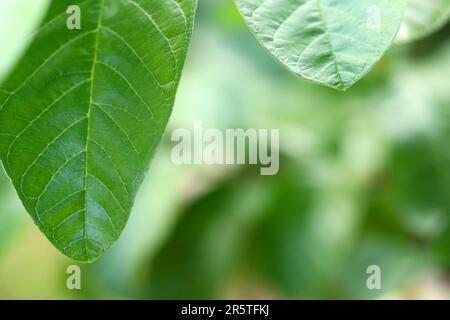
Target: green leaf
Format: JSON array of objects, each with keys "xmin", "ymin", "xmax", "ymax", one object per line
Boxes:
[
  {"xmin": 0, "ymin": 0, "xmax": 197, "ymax": 262},
  {"xmin": 234, "ymin": 0, "xmax": 407, "ymax": 90},
  {"xmin": 0, "ymin": 0, "xmax": 50, "ymax": 82},
  {"xmin": 396, "ymin": 0, "xmax": 450, "ymax": 44}
]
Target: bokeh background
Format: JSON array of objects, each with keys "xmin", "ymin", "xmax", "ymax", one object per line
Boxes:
[{"xmin": 1, "ymin": 0, "xmax": 450, "ymax": 299}]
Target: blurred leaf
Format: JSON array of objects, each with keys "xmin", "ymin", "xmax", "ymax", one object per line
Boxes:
[
  {"xmin": 0, "ymin": 0, "xmax": 49, "ymax": 83},
  {"xmin": 142, "ymin": 158, "xmax": 361, "ymax": 299},
  {"xmin": 389, "ymin": 137, "xmax": 450, "ymax": 214},
  {"xmin": 0, "ymin": 0, "xmax": 197, "ymax": 262},
  {"xmin": 245, "ymin": 174, "xmax": 326, "ymax": 298},
  {"xmin": 247, "ymin": 170, "xmax": 362, "ymax": 298},
  {"xmin": 396, "ymin": 0, "xmax": 450, "ymax": 44},
  {"xmin": 0, "ymin": 166, "xmax": 26, "ymax": 258},
  {"xmin": 340, "ymin": 235, "xmax": 431, "ymax": 299},
  {"xmin": 141, "ymin": 167, "xmax": 272, "ymax": 299},
  {"xmin": 234, "ymin": 0, "xmax": 406, "ymax": 90}
]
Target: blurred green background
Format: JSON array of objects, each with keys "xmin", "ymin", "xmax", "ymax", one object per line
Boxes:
[{"xmin": 1, "ymin": 0, "xmax": 450, "ymax": 299}]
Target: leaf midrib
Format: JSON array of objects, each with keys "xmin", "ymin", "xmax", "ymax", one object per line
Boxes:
[
  {"xmin": 84, "ymin": 0, "xmax": 105, "ymax": 259},
  {"xmin": 315, "ymin": 0, "xmax": 344, "ymax": 89}
]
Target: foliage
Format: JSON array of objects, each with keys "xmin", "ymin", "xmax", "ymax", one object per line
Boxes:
[{"xmin": 0, "ymin": 0, "xmax": 449, "ymax": 274}]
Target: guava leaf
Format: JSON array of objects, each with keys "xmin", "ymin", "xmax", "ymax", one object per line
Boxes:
[
  {"xmin": 396, "ymin": 0, "xmax": 450, "ymax": 44},
  {"xmin": 0, "ymin": 0, "xmax": 197, "ymax": 262},
  {"xmin": 234, "ymin": 0, "xmax": 407, "ymax": 90}
]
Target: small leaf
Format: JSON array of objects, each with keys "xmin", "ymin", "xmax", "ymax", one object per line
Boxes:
[
  {"xmin": 396, "ymin": 0, "xmax": 450, "ymax": 44},
  {"xmin": 0, "ymin": 0, "xmax": 197, "ymax": 262},
  {"xmin": 234, "ymin": 0, "xmax": 407, "ymax": 90}
]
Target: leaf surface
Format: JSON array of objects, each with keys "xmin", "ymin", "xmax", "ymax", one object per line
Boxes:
[
  {"xmin": 0, "ymin": 0, "xmax": 196, "ymax": 262},
  {"xmin": 234, "ymin": 0, "xmax": 406, "ymax": 90},
  {"xmin": 396, "ymin": 0, "xmax": 450, "ymax": 43}
]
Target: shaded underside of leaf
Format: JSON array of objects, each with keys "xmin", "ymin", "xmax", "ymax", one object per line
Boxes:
[
  {"xmin": 396, "ymin": 0, "xmax": 450, "ymax": 44},
  {"xmin": 234, "ymin": 0, "xmax": 407, "ymax": 90},
  {"xmin": 0, "ymin": 0, "xmax": 196, "ymax": 262}
]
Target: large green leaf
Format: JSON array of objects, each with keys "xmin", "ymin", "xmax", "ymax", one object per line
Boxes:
[
  {"xmin": 0, "ymin": 0, "xmax": 196, "ymax": 262},
  {"xmin": 396, "ymin": 0, "xmax": 450, "ymax": 44},
  {"xmin": 234, "ymin": 0, "xmax": 407, "ymax": 90}
]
